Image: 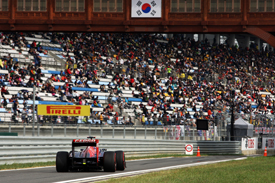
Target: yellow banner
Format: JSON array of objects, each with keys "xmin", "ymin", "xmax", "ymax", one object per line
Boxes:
[{"xmin": 37, "ymin": 105, "xmax": 90, "ymax": 116}]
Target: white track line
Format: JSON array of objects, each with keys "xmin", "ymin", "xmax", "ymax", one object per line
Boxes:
[
  {"xmin": 54, "ymin": 157, "xmax": 247, "ymax": 183},
  {"xmin": 127, "ymin": 157, "xmax": 173, "ymax": 162}
]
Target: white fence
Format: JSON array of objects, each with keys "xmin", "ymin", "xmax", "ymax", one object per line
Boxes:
[
  {"xmin": 0, "ymin": 137, "xmax": 241, "ymax": 165},
  {"xmin": 0, "ymin": 124, "xmax": 227, "ymax": 141}
]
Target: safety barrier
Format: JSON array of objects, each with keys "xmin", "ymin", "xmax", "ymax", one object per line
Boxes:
[{"xmin": 0, "ymin": 137, "xmax": 241, "ymax": 165}]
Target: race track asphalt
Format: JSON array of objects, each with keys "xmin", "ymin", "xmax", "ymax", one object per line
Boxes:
[{"xmin": 0, "ymin": 156, "xmax": 244, "ymax": 183}]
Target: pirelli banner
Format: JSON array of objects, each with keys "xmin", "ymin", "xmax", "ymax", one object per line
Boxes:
[{"xmin": 37, "ymin": 105, "xmax": 90, "ymax": 116}]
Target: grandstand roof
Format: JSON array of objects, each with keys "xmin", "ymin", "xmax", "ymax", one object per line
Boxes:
[{"xmin": 1, "ymin": 0, "xmax": 275, "ymax": 47}]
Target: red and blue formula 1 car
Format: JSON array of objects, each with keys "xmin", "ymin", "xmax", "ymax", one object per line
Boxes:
[{"xmin": 56, "ymin": 137, "xmax": 126, "ymax": 172}]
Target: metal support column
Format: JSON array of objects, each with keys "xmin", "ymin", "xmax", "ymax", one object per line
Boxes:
[
  {"xmin": 155, "ymin": 126, "xmax": 157, "ymax": 139},
  {"xmin": 37, "ymin": 124, "xmax": 40, "ymax": 137},
  {"xmin": 112, "ymin": 126, "xmax": 114, "ymax": 138},
  {"xmin": 77, "ymin": 125, "xmax": 79, "ymax": 137},
  {"xmin": 145, "ymin": 126, "xmax": 147, "ymax": 139},
  {"xmin": 215, "ymin": 34, "xmax": 220, "ymax": 45},
  {"xmin": 64, "ymin": 124, "xmax": 66, "ymax": 137},
  {"xmin": 89, "ymin": 124, "xmax": 91, "ymax": 136},
  {"xmin": 228, "ymin": 34, "xmax": 236, "ymax": 47},
  {"xmin": 174, "ymin": 128, "xmax": 176, "ymax": 140},
  {"xmin": 230, "ymin": 102, "xmax": 235, "ymax": 141},
  {"xmin": 51, "ymin": 124, "xmax": 53, "ymax": 137},
  {"xmin": 101, "ymin": 125, "xmax": 103, "ymax": 138},
  {"xmin": 193, "ymin": 126, "xmax": 195, "ymax": 140},
  {"xmin": 123, "ymin": 126, "xmax": 125, "ymax": 139},
  {"xmin": 134, "ymin": 126, "xmax": 136, "ymax": 139},
  {"xmin": 8, "ymin": 123, "xmax": 11, "ymax": 133},
  {"xmin": 32, "ymin": 84, "xmax": 36, "ymax": 137},
  {"xmin": 23, "ymin": 124, "xmax": 26, "ymax": 136},
  {"xmin": 255, "ymin": 37, "xmax": 261, "ymax": 50},
  {"xmin": 214, "ymin": 123, "xmax": 216, "ymax": 141},
  {"xmin": 183, "ymin": 128, "xmax": 185, "ymax": 141}
]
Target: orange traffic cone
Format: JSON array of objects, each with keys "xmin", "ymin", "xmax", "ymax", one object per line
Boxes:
[
  {"xmin": 197, "ymin": 146, "xmax": 201, "ymax": 157},
  {"xmin": 264, "ymin": 147, "xmax": 267, "ymax": 157}
]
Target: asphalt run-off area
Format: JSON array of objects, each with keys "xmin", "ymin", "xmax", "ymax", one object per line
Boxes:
[{"xmin": 0, "ymin": 156, "xmax": 246, "ymax": 183}]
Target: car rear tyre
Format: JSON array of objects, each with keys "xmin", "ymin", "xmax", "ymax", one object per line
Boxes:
[
  {"xmin": 104, "ymin": 151, "xmax": 116, "ymax": 172},
  {"xmin": 56, "ymin": 151, "xmax": 69, "ymax": 172},
  {"xmin": 115, "ymin": 151, "xmax": 125, "ymax": 171}
]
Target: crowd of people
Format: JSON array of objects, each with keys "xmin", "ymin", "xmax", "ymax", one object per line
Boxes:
[{"xmin": 0, "ymin": 32, "xmax": 274, "ymax": 127}]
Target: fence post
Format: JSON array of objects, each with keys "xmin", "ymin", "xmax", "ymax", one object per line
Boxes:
[
  {"xmin": 123, "ymin": 125, "xmax": 125, "ymax": 139},
  {"xmin": 64, "ymin": 124, "xmax": 66, "ymax": 137},
  {"xmin": 164, "ymin": 128, "xmax": 167, "ymax": 140},
  {"xmin": 8, "ymin": 123, "xmax": 11, "ymax": 133},
  {"xmin": 37, "ymin": 124, "xmax": 40, "ymax": 137},
  {"xmin": 23, "ymin": 123, "xmax": 26, "ymax": 136},
  {"xmin": 174, "ymin": 128, "xmax": 176, "ymax": 140},
  {"xmin": 89, "ymin": 124, "xmax": 91, "ymax": 136},
  {"xmin": 101, "ymin": 125, "xmax": 103, "ymax": 138},
  {"xmin": 51, "ymin": 124, "xmax": 53, "ymax": 137},
  {"xmin": 193, "ymin": 126, "xmax": 195, "ymax": 140},
  {"xmin": 134, "ymin": 126, "xmax": 136, "ymax": 139},
  {"xmin": 219, "ymin": 121, "xmax": 221, "ymax": 138},
  {"xmin": 77, "ymin": 125, "xmax": 79, "ymax": 137},
  {"xmin": 155, "ymin": 126, "xmax": 157, "ymax": 140},
  {"xmin": 183, "ymin": 126, "xmax": 186, "ymax": 140},
  {"xmin": 145, "ymin": 125, "xmax": 147, "ymax": 139},
  {"xmin": 214, "ymin": 124, "xmax": 216, "ymax": 141},
  {"xmin": 112, "ymin": 126, "xmax": 114, "ymax": 138}
]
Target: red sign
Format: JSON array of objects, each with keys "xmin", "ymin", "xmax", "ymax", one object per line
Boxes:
[
  {"xmin": 248, "ymin": 139, "xmax": 255, "ymax": 148},
  {"xmin": 185, "ymin": 144, "xmax": 193, "ymax": 152},
  {"xmin": 38, "ymin": 105, "xmax": 90, "ymax": 116},
  {"xmin": 47, "ymin": 106, "xmax": 81, "ymax": 115},
  {"xmin": 268, "ymin": 139, "xmax": 274, "ymax": 148}
]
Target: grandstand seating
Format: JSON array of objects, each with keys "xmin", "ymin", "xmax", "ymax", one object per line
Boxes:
[{"xmin": 0, "ymin": 32, "xmax": 274, "ymax": 127}]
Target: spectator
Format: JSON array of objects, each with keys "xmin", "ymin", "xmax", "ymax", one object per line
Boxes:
[
  {"xmin": 21, "ymin": 108, "xmax": 27, "ymax": 124},
  {"xmin": 2, "ymin": 97, "xmax": 7, "ymax": 109},
  {"xmin": 99, "ymin": 113, "xmax": 103, "ymax": 125},
  {"xmin": 1, "ymin": 85, "xmax": 9, "ymax": 97}
]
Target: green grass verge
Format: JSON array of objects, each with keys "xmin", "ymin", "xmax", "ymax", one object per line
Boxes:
[
  {"xmin": 0, "ymin": 162, "xmax": 55, "ymax": 170},
  {"xmin": 100, "ymin": 156, "xmax": 275, "ymax": 183}
]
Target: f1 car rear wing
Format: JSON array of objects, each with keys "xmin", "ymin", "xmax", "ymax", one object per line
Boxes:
[{"xmin": 72, "ymin": 137, "xmax": 99, "ymax": 147}]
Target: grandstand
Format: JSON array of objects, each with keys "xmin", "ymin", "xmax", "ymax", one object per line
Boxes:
[{"xmin": 0, "ymin": 32, "xmax": 274, "ymax": 129}]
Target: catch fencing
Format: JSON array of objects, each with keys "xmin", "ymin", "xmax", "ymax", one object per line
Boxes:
[
  {"xmin": 0, "ymin": 137, "xmax": 241, "ymax": 165},
  {"xmin": 0, "ymin": 124, "xmax": 228, "ymax": 141}
]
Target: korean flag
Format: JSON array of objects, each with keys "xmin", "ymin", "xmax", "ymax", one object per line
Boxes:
[{"xmin": 131, "ymin": 0, "xmax": 162, "ymax": 18}]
